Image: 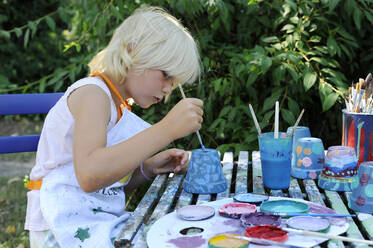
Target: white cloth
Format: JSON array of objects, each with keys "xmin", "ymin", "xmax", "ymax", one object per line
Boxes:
[{"xmin": 25, "ymin": 77, "xmax": 151, "ymax": 248}]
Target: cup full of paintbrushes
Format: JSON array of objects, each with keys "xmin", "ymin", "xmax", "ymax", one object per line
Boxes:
[{"xmin": 342, "ymin": 72, "xmax": 373, "ymax": 165}]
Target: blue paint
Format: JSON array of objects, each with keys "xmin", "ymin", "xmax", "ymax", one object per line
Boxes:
[{"xmin": 259, "ymin": 132, "xmax": 292, "ymax": 189}]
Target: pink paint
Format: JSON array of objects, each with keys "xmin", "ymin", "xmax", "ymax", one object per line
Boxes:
[
  {"xmin": 218, "ymin": 203, "xmax": 256, "ymax": 219},
  {"xmin": 302, "ymin": 157, "xmax": 312, "ymax": 167},
  {"xmin": 167, "ymin": 235, "xmax": 205, "ymax": 248}
]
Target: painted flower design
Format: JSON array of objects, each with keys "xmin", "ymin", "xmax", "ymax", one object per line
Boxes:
[
  {"xmin": 308, "ymin": 171, "xmax": 317, "ymax": 179},
  {"xmin": 302, "ymin": 157, "xmax": 312, "ymax": 167},
  {"xmin": 356, "ymin": 196, "xmax": 366, "ymax": 206},
  {"xmin": 303, "ymin": 148, "xmax": 312, "ymax": 155},
  {"xmin": 360, "ymin": 173, "xmax": 370, "ymax": 186}
]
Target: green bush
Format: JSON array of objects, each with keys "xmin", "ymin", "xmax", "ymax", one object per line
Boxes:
[{"xmin": 1, "ymin": 0, "xmax": 373, "ymax": 155}]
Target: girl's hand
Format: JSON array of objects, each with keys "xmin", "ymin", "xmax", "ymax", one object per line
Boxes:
[
  {"xmin": 144, "ymin": 148, "xmax": 190, "ymax": 176},
  {"xmin": 159, "ymin": 98, "xmax": 203, "ymax": 141}
]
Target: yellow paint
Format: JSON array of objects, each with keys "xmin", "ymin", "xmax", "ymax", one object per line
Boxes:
[
  {"xmin": 304, "ymin": 148, "xmax": 312, "ymax": 155},
  {"xmin": 296, "ymin": 146, "xmax": 302, "ymax": 156},
  {"xmin": 297, "ymin": 159, "xmax": 302, "ymax": 166}
]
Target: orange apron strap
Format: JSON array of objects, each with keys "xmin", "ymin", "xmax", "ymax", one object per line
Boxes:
[
  {"xmin": 89, "ymin": 72, "xmax": 131, "ymax": 116},
  {"xmin": 25, "ymin": 179, "xmax": 42, "ymax": 190}
]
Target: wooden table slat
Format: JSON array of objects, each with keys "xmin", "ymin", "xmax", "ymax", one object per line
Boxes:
[
  {"xmin": 345, "ymin": 192, "xmax": 373, "ymax": 239},
  {"xmin": 216, "ymin": 152, "xmax": 234, "ymax": 200},
  {"xmin": 235, "ymin": 151, "xmax": 249, "ymax": 194},
  {"xmin": 252, "ymin": 151, "xmax": 265, "ymax": 194},
  {"xmin": 289, "ymin": 178, "xmax": 304, "ymax": 199},
  {"xmin": 324, "ymin": 190, "xmax": 367, "ymax": 247},
  {"xmin": 132, "ymin": 174, "xmax": 185, "ymax": 248},
  {"xmin": 114, "ymin": 174, "xmax": 168, "ymax": 247}
]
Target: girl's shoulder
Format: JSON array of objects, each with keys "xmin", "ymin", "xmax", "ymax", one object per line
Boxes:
[{"xmin": 66, "ymin": 76, "xmax": 111, "ymax": 98}]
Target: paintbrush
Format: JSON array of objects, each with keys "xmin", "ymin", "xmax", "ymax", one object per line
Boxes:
[
  {"xmin": 283, "ymin": 227, "xmax": 373, "ymax": 245},
  {"xmin": 178, "ymin": 84, "xmax": 206, "ymax": 150},
  {"xmin": 249, "ymin": 104, "xmax": 262, "ymax": 135},
  {"xmin": 273, "ymin": 213, "xmax": 356, "ymax": 217},
  {"xmin": 289, "ymin": 109, "xmax": 305, "ymax": 136},
  {"xmin": 274, "ymin": 101, "xmax": 279, "ymax": 139}
]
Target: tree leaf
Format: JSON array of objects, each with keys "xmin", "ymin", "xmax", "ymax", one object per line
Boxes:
[
  {"xmin": 281, "ymin": 108, "xmax": 296, "ymax": 125},
  {"xmin": 327, "ymin": 36, "xmax": 338, "ymax": 56},
  {"xmin": 0, "ymin": 30, "xmax": 10, "ymax": 39},
  {"xmin": 328, "ymin": 0, "xmax": 340, "ymax": 11},
  {"xmin": 14, "ymin": 27, "xmax": 22, "ymax": 38},
  {"xmin": 322, "ymin": 93, "xmax": 339, "ymax": 111},
  {"xmin": 353, "ymin": 6, "xmax": 362, "ymax": 30},
  {"xmin": 23, "ymin": 29, "xmax": 30, "ymax": 48},
  {"xmin": 303, "ymin": 72, "xmax": 317, "ymax": 91},
  {"xmin": 45, "ymin": 16, "xmax": 56, "ymax": 31}
]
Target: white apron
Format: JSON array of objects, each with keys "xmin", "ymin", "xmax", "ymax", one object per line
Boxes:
[{"xmin": 39, "ymin": 107, "xmax": 151, "ymax": 248}]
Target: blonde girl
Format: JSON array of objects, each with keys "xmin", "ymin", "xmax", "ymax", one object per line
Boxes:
[{"xmin": 25, "ymin": 6, "xmax": 203, "ymax": 248}]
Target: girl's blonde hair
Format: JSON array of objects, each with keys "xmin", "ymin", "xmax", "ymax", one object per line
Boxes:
[{"xmin": 88, "ymin": 6, "xmax": 201, "ymax": 86}]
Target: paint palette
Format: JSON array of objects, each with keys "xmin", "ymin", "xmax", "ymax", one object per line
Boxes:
[
  {"xmin": 177, "ymin": 205, "xmax": 215, "ymax": 221},
  {"xmin": 146, "ymin": 197, "xmax": 349, "ymax": 248},
  {"xmin": 233, "ymin": 193, "xmax": 269, "ymax": 206},
  {"xmin": 286, "ymin": 216, "xmax": 330, "ymax": 233},
  {"xmin": 218, "ymin": 203, "xmax": 256, "ymax": 219},
  {"xmin": 260, "ymin": 199, "xmax": 309, "ymax": 215}
]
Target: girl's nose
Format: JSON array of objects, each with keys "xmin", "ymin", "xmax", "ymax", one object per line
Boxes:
[{"xmin": 162, "ymin": 83, "xmax": 172, "ymax": 95}]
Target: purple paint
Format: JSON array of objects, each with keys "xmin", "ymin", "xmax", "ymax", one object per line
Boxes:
[
  {"xmin": 307, "ymin": 202, "xmax": 347, "ymax": 226},
  {"xmin": 286, "ymin": 216, "xmax": 330, "ymax": 232},
  {"xmin": 167, "ymin": 235, "xmax": 205, "ymax": 248},
  {"xmin": 240, "ymin": 212, "xmax": 281, "ymax": 228}
]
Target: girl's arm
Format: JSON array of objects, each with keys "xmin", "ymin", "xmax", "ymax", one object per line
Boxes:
[{"xmin": 68, "ymin": 85, "xmax": 202, "ymax": 192}]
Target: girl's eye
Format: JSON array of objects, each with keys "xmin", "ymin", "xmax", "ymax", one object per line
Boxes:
[{"xmin": 162, "ymin": 70, "xmax": 169, "ymax": 78}]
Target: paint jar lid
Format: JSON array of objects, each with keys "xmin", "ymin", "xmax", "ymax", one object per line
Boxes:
[
  {"xmin": 260, "ymin": 200, "xmax": 309, "ymax": 216},
  {"xmin": 244, "ymin": 225, "xmax": 288, "ymax": 243},
  {"xmin": 208, "ymin": 233, "xmax": 249, "ymax": 248},
  {"xmin": 218, "ymin": 203, "xmax": 257, "ymax": 219},
  {"xmin": 233, "ymin": 193, "xmax": 269, "ymax": 205},
  {"xmin": 286, "ymin": 216, "xmax": 330, "ymax": 233},
  {"xmin": 240, "ymin": 212, "xmax": 281, "ymax": 228},
  {"xmin": 177, "ymin": 205, "xmax": 215, "ymax": 221}
]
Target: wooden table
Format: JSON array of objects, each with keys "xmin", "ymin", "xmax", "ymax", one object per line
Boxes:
[{"xmin": 114, "ymin": 151, "xmax": 373, "ymax": 248}]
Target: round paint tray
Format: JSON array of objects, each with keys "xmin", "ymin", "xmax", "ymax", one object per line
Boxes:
[
  {"xmin": 286, "ymin": 216, "xmax": 330, "ymax": 233},
  {"xmin": 208, "ymin": 233, "xmax": 249, "ymax": 248},
  {"xmin": 218, "ymin": 202, "xmax": 256, "ymax": 219},
  {"xmin": 260, "ymin": 200, "xmax": 309, "ymax": 216},
  {"xmin": 240, "ymin": 212, "xmax": 281, "ymax": 228},
  {"xmin": 233, "ymin": 193, "xmax": 269, "ymax": 206},
  {"xmin": 177, "ymin": 205, "xmax": 215, "ymax": 221},
  {"xmin": 244, "ymin": 225, "xmax": 288, "ymax": 243}
]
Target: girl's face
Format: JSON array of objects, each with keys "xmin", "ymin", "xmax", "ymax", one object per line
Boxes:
[{"xmin": 124, "ymin": 69, "xmax": 174, "ymax": 108}]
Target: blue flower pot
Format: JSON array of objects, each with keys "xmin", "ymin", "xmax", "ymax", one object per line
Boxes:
[{"xmin": 183, "ymin": 148, "xmax": 227, "ymax": 194}]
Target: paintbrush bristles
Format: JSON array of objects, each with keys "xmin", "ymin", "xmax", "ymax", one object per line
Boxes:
[{"xmin": 346, "ymin": 73, "xmax": 373, "ymax": 113}]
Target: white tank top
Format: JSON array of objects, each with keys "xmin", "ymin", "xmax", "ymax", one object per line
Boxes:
[
  {"xmin": 25, "ymin": 77, "xmax": 151, "ymax": 236},
  {"xmin": 29, "ymin": 77, "xmax": 117, "ymax": 180}
]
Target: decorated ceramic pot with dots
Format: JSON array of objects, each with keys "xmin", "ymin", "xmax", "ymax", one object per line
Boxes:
[
  {"xmin": 348, "ymin": 161, "xmax": 373, "ymax": 214},
  {"xmin": 318, "ymin": 146, "xmax": 359, "ymax": 191},
  {"xmin": 292, "ymin": 137, "xmax": 324, "ymax": 179},
  {"xmin": 286, "ymin": 126, "xmax": 311, "ymax": 169}
]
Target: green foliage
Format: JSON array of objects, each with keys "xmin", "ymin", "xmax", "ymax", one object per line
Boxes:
[{"xmin": 1, "ymin": 0, "xmax": 373, "ymax": 155}]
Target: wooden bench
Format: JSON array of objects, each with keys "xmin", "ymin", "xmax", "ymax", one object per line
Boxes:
[
  {"xmin": 0, "ymin": 93, "xmax": 63, "ymax": 153},
  {"xmin": 114, "ymin": 151, "xmax": 373, "ymax": 248}
]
